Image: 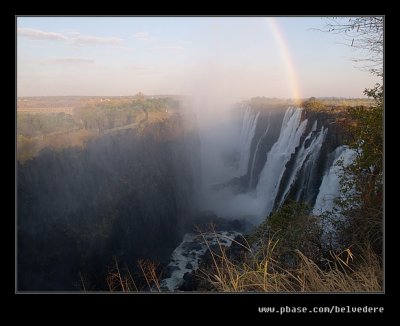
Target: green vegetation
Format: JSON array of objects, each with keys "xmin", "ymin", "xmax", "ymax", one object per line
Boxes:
[
  {"xmin": 17, "ymin": 96, "xmax": 181, "ymax": 162},
  {"xmin": 17, "ymin": 112, "xmax": 79, "ymax": 137},
  {"xmin": 301, "ymin": 97, "xmax": 326, "ymax": 110},
  {"xmin": 195, "ymin": 202, "xmax": 381, "ymax": 292},
  {"xmin": 335, "ymin": 85, "xmax": 383, "ymax": 255},
  {"xmin": 239, "ymin": 96, "xmax": 374, "ymax": 113},
  {"xmin": 250, "ymin": 201, "xmax": 322, "ymax": 266},
  {"xmin": 90, "ymin": 89, "xmax": 382, "ymax": 292},
  {"xmin": 323, "ymin": 17, "xmax": 383, "ymax": 256},
  {"xmin": 109, "ymin": 194, "xmax": 382, "ymax": 292},
  {"xmin": 193, "ymin": 17, "xmax": 383, "ymax": 293},
  {"xmin": 301, "ymin": 96, "xmax": 374, "ymax": 111},
  {"xmin": 95, "ymin": 87, "xmax": 383, "ymax": 292},
  {"xmin": 74, "ymin": 97, "xmax": 179, "ymax": 132}
]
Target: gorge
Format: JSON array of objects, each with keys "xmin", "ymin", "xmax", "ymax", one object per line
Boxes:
[{"xmin": 17, "ymin": 98, "xmax": 352, "ymax": 291}]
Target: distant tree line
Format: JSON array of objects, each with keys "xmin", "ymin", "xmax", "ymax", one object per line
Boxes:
[
  {"xmin": 17, "ymin": 97, "xmax": 181, "ymax": 137},
  {"xmin": 74, "ymin": 97, "xmax": 179, "ymax": 133}
]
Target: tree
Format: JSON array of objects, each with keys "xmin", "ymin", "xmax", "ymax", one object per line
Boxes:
[
  {"xmin": 325, "ymin": 17, "xmax": 383, "ymax": 255},
  {"xmin": 324, "ymin": 17, "xmax": 383, "ymax": 76},
  {"xmin": 337, "ymin": 102, "xmax": 383, "ymax": 254},
  {"xmin": 302, "ymin": 97, "xmax": 325, "ymax": 110},
  {"xmin": 134, "ymin": 92, "xmax": 145, "ymax": 101}
]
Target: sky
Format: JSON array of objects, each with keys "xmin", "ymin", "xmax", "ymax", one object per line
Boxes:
[{"xmin": 17, "ymin": 16, "xmax": 382, "ymax": 99}]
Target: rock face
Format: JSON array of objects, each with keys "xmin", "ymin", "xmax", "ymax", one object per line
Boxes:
[
  {"xmin": 17, "ymin": 114, "xmax": 200, "ymax": 290},
  {"xmin": 160, "ymin": 230, "xmax": 242, "ymax": 291},
  {"xmin": 17, "ymin": 103, "xmax": 350, "ymax": 291},
  {"xmin": 176, "ymin": 234, "xmax": 247, "ymax": 291},
  {"xmin": 230, "ymin": 106, "xmax": 349, "ymax": 213},
  {"xmin": 272, "ymin": 108, "xmax": 350, "ymax": 209},
  {"xmin": 246, "ymin": 107, "xmax": 288, "ymax": 189}
]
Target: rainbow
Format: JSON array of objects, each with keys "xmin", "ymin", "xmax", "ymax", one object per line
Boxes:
[{"xmin": 266, "ymin": 18, "xmax": 302, "ymax": 104}]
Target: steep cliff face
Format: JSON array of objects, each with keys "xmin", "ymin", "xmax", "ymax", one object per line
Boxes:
[
  {"xmin": 17, "ymin": 102, "xmax": 351, "ymax": 290},
  {"xmin": 273, "ymin": 108, "xmax": 350, "ymax": 209},
  {"xmin": 18, "ymin": 113, "xmax": 200, "ymax": 290},
  {"xmin": 246, "ymin": 107, "xmax": 287, "ymax": 189},
  {"xmin": 213, "ymin": 105, "xmax": 350, "ymax": 222}
]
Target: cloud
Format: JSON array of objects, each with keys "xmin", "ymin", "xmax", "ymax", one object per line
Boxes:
[
  {"xmin": 18, "ymin": 27, "xmax": 123, "ymax": 46},
  {"xmin": 65, "ymin": 31, "xmax": 81, "ymax": 37},
  {"xmin": 150, "ymin": 46, "xmax": 184, "ymax": 53},
  {"xmin": 133, "ymin": 32, "xmax": 157, "ymax": 42},
  {"xmin": 52, "ymin": 58, "xmax": 95, "ymax": 64},
  {"xmin": 17, "ymin": 28, "xmax": 67, "ymax": 41},
  {"xmin": 70, "ymin": 35, "xmax": 123, "ymax": 45}
]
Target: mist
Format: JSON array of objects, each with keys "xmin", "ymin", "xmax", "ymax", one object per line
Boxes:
[
  {"xmin": 175, "ymin": 61, "xmax": 286, "ymax": 224},
  {"xmin": 17, "ymin": 16, "xmax": 381, "ymax": 292}
]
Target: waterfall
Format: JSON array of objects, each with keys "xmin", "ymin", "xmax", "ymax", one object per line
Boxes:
[
  {"xmin": 278, "ymin": 121, "xmax": 327, "ymax": 206},
  {"xmin": 255, "ymin": 107, "xmax": 307, "ymax": 219},
  {"xmin": 249, "ymin": 111, "xmax": 271, "ymax": 188},
  {"xmin": 237, "ymin": 106, "xmax": 259, "ymax": 176},
  {"xmin": 312, "ymin": 146, "xmax": 357, "ymax": 215},
  {"xmin": 162, "ymin": 103, "xmax": 366, "ymax": 289},
  {"xmin": 194, "ymin": 105, "xmax": 350, "ymax": 226},
  {"xmin": 312, "ymin": 145, "xmax": 357, "ymax": 246}
]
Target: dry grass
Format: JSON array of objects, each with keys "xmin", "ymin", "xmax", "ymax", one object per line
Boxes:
[
  {"xmin": 293, "ymin": 248, "xmax": 382, "ymax": 292},
  {"xmin": 98, "ymin": 227, "xmax": 381, "ymax": 292},
  {"xmin": 105, "ymin": 256, "xmax": 162, "ymax": 292},
  {"xmin": 198, "ymin": 230, "xmax": 382, "ymax": 292}
]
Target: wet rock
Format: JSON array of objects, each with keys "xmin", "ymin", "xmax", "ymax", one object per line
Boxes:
[
  {"xmin": 165, "ymin": 265, "xmax": 180, "ymax": 275},
  {"xmin": 185, "ymin": 242, "xmax": 203, "ymax": 251},
  {"xmin": 178, "ymin": 271, "xmax": 198, "ymax": 291}
]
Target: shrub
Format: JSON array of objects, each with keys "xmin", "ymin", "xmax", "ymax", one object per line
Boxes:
[{"xmin": 250, "ymin": 201, "xmax": 322, "ymax": 267}]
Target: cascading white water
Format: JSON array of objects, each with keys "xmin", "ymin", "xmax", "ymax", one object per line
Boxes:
[
  {"xmin": 249, "ymin": 111, "xmax": 271, "ymax": 187},
  {"xmin": 255, "ymin": 107, "xmax": 307, "ymax": 220},
  {"xmin": 278, "ymin": 121, "xmax": 327, "ymax": 206},
  {"xmin": 196, "ymin": 106, "xmax": 313, "ymax": 223},
  {"xmin": 237, "ymin": 107, "xmax": 260, "ymax": 176},
  {"xmin": 195, "ymin": 105, "xmax": 350, "ymax": 226},
  {"xmin": 312, "ymin": 145, "xmax": 357, "ymax": 245},
  {"xmin": 312, "ymin": 146, "xmax": 356, "ymax": 216},
  {"xmin": 160, "ymin": 230, "xmax": 240, "ymax": 291},
  {"xmin": 163, "ymin": 105, "xmax": 361, "ymax": 288}
]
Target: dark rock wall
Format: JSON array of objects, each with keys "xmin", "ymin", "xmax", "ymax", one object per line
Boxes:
[
  {"xmin": 274, "ymin": 108, "xmax": 349, "ymax": 209},
  {"xmin": 17, "ymin": 114, "xmax": 199, "ymax": 290}
]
